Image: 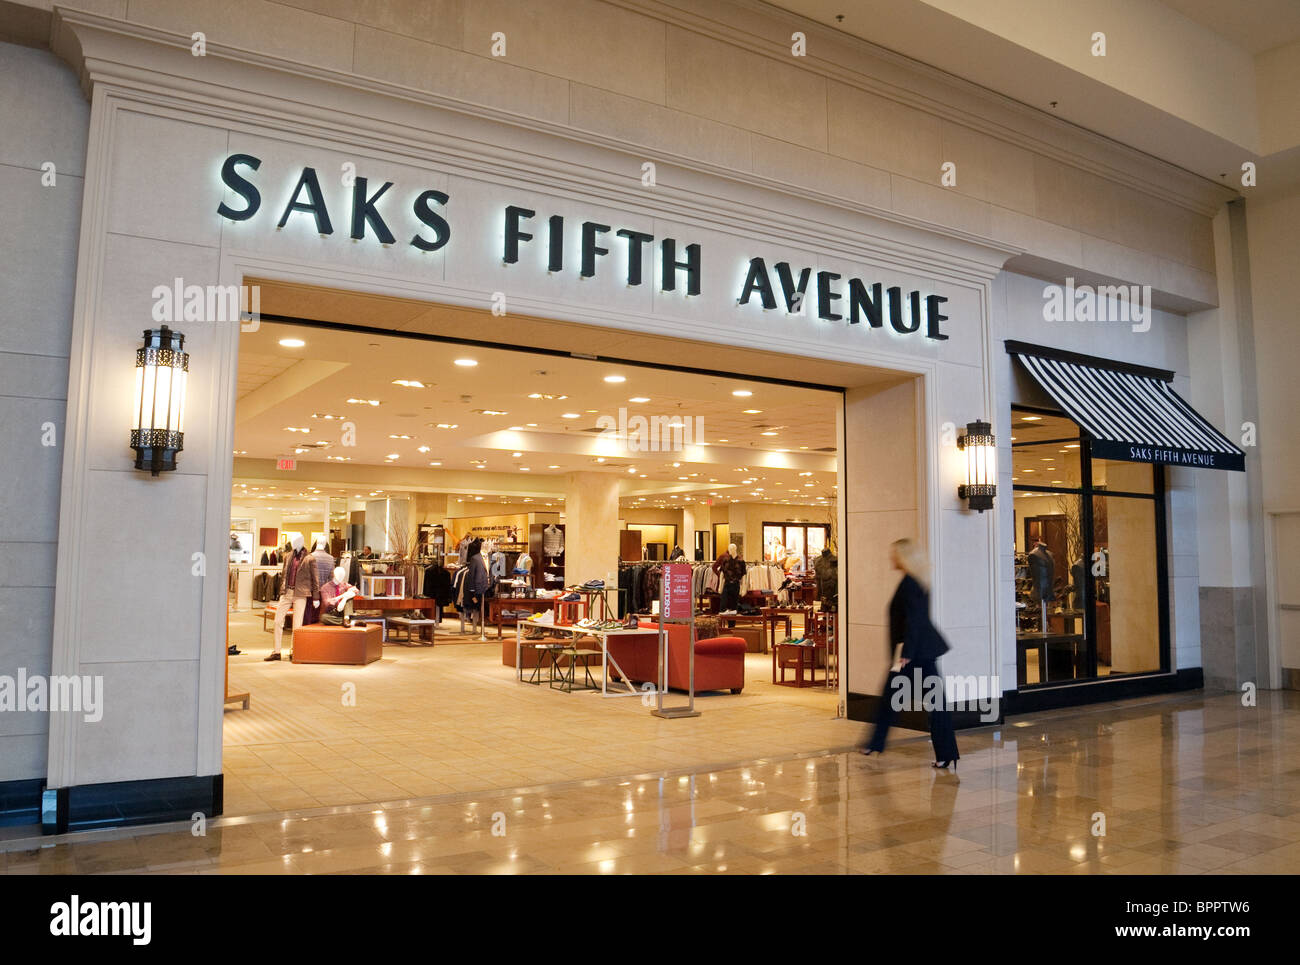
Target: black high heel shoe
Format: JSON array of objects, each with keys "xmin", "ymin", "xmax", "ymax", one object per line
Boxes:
[{"xmin": 932, "ymin": 760, "xmax": 957, "ymax": 770}]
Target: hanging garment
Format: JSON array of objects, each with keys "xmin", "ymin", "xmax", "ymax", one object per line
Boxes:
[
  {"xmin": 259, "ymin": 551, "xmax": 269, "ymax": 566},
  {"xmin": 424, "ymin": 566, "xmax": 453, "ymax": 607}
]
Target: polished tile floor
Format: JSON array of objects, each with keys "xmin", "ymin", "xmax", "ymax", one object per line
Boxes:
[
  {"xmin": 4, "ymin": 689, "xmax": 1298, "ymax": 874},
  {"xmin": 221, "ymin": 610, "xmax": 842, "ymax": 815}
]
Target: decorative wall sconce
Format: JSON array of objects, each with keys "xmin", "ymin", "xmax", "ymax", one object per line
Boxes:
[
  {"xmin": 957, "ymin": 419, "xmax": 996, "ymax": 512},
  {"xmin": 130, "ymin": 326, "xmax": 188, "ymax": 475}
]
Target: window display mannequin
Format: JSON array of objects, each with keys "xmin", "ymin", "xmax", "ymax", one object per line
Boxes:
[
  {"xmin": 320, "ymin": 565, "xmax": 358, "ymax": 626},
  {"xmin": 1027, "ymin": 540, "xmax": 1056, "ymax": 631},
  {"xmin": 266, "ymin": 535, "xmax": 321, "ymax": 661},
  {"xmin": 713, "ymin": 542, "xmax": 746, "ymax": 614}
]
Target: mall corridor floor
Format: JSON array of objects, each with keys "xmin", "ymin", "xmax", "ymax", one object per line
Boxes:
[{"xmin": 4, "ymin": 690, "xmax": 1298, "ymax": 875}]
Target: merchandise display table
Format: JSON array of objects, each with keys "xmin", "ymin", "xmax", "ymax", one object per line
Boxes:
[
  {"xmin": 387, "ymin": 616, "xmax": 437, "ymax": 645},
  {"xmin": 772, "ymin": 640, "xmax": 821, "ymax": 687},
  {"xmin": 1016, "ymin": 632, "xmax": 1086, "ymax": 683},
  {"xmin": 759, "ymin": 606, "xmax": 806, "ymax": 653},
  {"xmin": 489, "ymin": 596, "xmax": 556, "ymax": 638},
  {"xmin": 353, "ymin": 597, "xmax": 440, "ymax": 618},
  {"xmin": 516, "ymin": 622, "xmax": 660, "ymax": 697},
  {"xmin": 292, "ymin": 623, "xmax": 383, "ymax": 666}
]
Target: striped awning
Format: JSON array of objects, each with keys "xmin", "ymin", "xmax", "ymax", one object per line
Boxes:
[{"xmin": 1007, "ymin": 341, "xmax": 1245, "ymax": 472}]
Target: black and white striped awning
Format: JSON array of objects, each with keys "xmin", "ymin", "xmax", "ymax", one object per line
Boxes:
[{"xmin": 1007, "ymin": 341, "xmax": 1245, "ymax": 472}]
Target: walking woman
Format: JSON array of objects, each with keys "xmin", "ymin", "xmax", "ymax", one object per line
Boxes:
[{"xmin": 860, "ymin": 538, "xmax": 960, "ymax": 768}]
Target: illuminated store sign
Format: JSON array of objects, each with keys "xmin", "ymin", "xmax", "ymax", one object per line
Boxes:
[{"xmin": 217, "ymin": 155, "xmax": 948, "ymax": 341}]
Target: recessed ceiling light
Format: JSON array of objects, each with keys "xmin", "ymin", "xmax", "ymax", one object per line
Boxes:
[
  {"xmin": 1022, "ymin": 415, "xmax": 1042, "ymax": 422},
  {"xmin": 417, "ymin": 446, "xmax": 431, "ymax": 453},
  {"xmin": 511, "ymin": 452, "xmax": 523, "ymax": 458},
  {"xmin": 454, "ymin": 358, "xmax": 478, "ymax": 367},
  {"xmin": 561, "ymin": 413, "xmax": 580, "ymax": 419},
  {"xmin": 742, "ymin": 409, "xmax": 761, "ymax": 415},
  {"xmin": 629, "ymin": 397, "xmax": 650, "ymax": 404},
  {"xmin": 284, "ymin": 426, "xmax": 309, "ymax": 433},
  {"xmin": 433, "ymin": 423, "xmax": 458, "ymax": 429},
  {"xmin": 429, "ymin": 461, "xmax": 441, "ymax": 466},
  {"xmin": 385, "ymin": 453, "xmax": 399, "ymax": 460},
  {"xmin": 508, "ymin": 425, "xmax": 524, "ymax": 431},
  {"xmin": 761, "ymin": 431, "xmax": 778, "ymax": 436},
  {"xmin": 388, "ymin": 434, "xmax": 412, "ymax": 440},
  {"xmin": 278, "ymin": 337, "xmax": 305, "ymax": 348},
  {"xmin": 548, "ymin": 465, "xmax": 561, "ymax": 469},
  {"xmin": 391, "ymin": 379, "xmax": 425, "ymax": 388},
  {"xmin": 732, "ymin": 389, "xmax": 752, "ymax": 397},
  {"xmin": 604, "ymin": 375, "xmax": 626, "ymax": 383},
  {"xmin": 595, "ymin": 457, "xmax": 606, "ymax": 463},
  {"xmin": 346, "ymin": 398, "xmax": 381, "ymax": 406},
  {"xmin": 474, "ymin": 495, "xmax": 484, "ymax": 500},
  {"xmin": 519, "ymin": 467, "xmax": 530, "ymax": 472}
]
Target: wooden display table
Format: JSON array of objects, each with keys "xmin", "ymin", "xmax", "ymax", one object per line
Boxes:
[
  {"xmin": 489, "ymin": 597, "xmax": 557, "ymax": 638},
  {"xmin": 388, "ymin": 616, "xmax": 437, "ymax": 645},
  {"xmin": 292, "ymin": 623, "xmax": 383, "ymax": 666},
  {"xmin": 353, "ymin": 596, "xmax": 440, "ymax": 615}
]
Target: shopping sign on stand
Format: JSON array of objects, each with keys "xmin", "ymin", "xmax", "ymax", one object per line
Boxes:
[
  {"xmin": 653, "ymin": 563, "xmax": 701, "ymax": 719},
  {"xmin": 662, "ymin": 562, "xmax": 693, "ymax": 621}
]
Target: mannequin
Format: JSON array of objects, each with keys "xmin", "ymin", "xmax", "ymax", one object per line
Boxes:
[
  {"xmin": 311, "ymin": 539, "xmax": 336, "ymax": 587},
  {"xmin": 320, "ymin": 565, "xmax": 358, "ymax": 626},
  {"xmin": 669, "ymin": 545, "xmax": 686, "ymax": 561},
  {"xmin": 1027, "ymin": 541, "xmax": 1056, "ymax": 631},
  {"xmin": 814, "ymin": 546, "xmax": 838, "ymax": 611},
  {"xmin": 267, "ymin": 535, "xmax": 321, "ymax": 661},
  {"xmin": 713, "ymin": 542, "xmax": 745, "ymax": 613}
]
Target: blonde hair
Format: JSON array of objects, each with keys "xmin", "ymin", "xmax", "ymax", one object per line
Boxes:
[{"xmin": 892, "ymin": 538, "xmax": 930, "ymax": 588}]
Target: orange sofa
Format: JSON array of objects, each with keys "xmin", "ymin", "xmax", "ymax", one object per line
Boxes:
[{"xmin": 603, "ymin": 623, "xmax": 747, "ymax": 694}]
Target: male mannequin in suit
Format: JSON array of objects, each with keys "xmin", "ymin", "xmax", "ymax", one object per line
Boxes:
[{"xmin": 267, "ymin": 535, "xmax": 321, "ymax": 661}]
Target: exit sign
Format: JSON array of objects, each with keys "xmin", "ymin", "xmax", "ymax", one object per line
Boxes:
[{"xmin": 276, "ymin": 458, "xmax": 296, "ymax": 471}]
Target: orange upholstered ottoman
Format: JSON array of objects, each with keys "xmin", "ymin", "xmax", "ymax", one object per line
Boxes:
[{"xmin": 292, "ymin": 624, "xmax": 383, "ymax": 665}]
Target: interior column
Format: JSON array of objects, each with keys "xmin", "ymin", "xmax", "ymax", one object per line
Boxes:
[{"xmin": 565, "ymin": 472, "xmax": 621, "ymax": 589}]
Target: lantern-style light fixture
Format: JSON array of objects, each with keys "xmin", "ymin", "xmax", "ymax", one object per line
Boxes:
[
  {"xmin": 957, "ymin": 419, "xmax": 996, "ymax": 512},
  {"xmin": 129, "ymin": 326, "xmax": 188, "ymax": 475}
]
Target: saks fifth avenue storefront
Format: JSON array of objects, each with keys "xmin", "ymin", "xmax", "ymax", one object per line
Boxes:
[{"xmin": 4, "ymin": 11, "xmax": 1247, "ymax": 831}]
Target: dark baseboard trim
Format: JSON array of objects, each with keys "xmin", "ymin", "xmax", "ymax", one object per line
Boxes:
[
  {"xmin": 1000, "ymin": 667, "xmax": 1203, "ymax": 715},
  {"xmin": 0, "ymin": 778, "xmax": 44, "ymax": 828},
  {"xmin": 849, "ymin": 668, "xmax": 1205, "ymax": 728},
  {"xmin": 38, "ymin": 774, "xmax": 224, "ymax": 834}
]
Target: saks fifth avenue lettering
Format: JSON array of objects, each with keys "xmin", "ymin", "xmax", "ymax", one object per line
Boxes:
[
  {"xmin": 216, "ymin": 154, "xmax": 949, "ymax": 341},
  {"xmin": 1127, "ymin": 446, "xmax": 1222, "ymax": 467}
]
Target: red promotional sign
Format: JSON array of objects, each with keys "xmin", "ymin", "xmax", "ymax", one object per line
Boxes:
[{"xmin": 662, "ymin": 562, "xmax": 693, "ymax": 621}]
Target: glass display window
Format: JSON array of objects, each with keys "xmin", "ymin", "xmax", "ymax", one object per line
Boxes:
[{"xmin": 1011, "ymin": 405, "xmax": 1166, "ymax": 689}]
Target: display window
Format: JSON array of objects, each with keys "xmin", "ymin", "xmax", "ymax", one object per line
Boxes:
[{"xmin": 1012, "ymin": 405, "xmax": 1167, "ymax": 687}]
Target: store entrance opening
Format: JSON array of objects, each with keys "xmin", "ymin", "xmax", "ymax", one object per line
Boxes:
[{"xmin": 219, "ymin": 281, "xmax": 916, "ymax": 817}]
